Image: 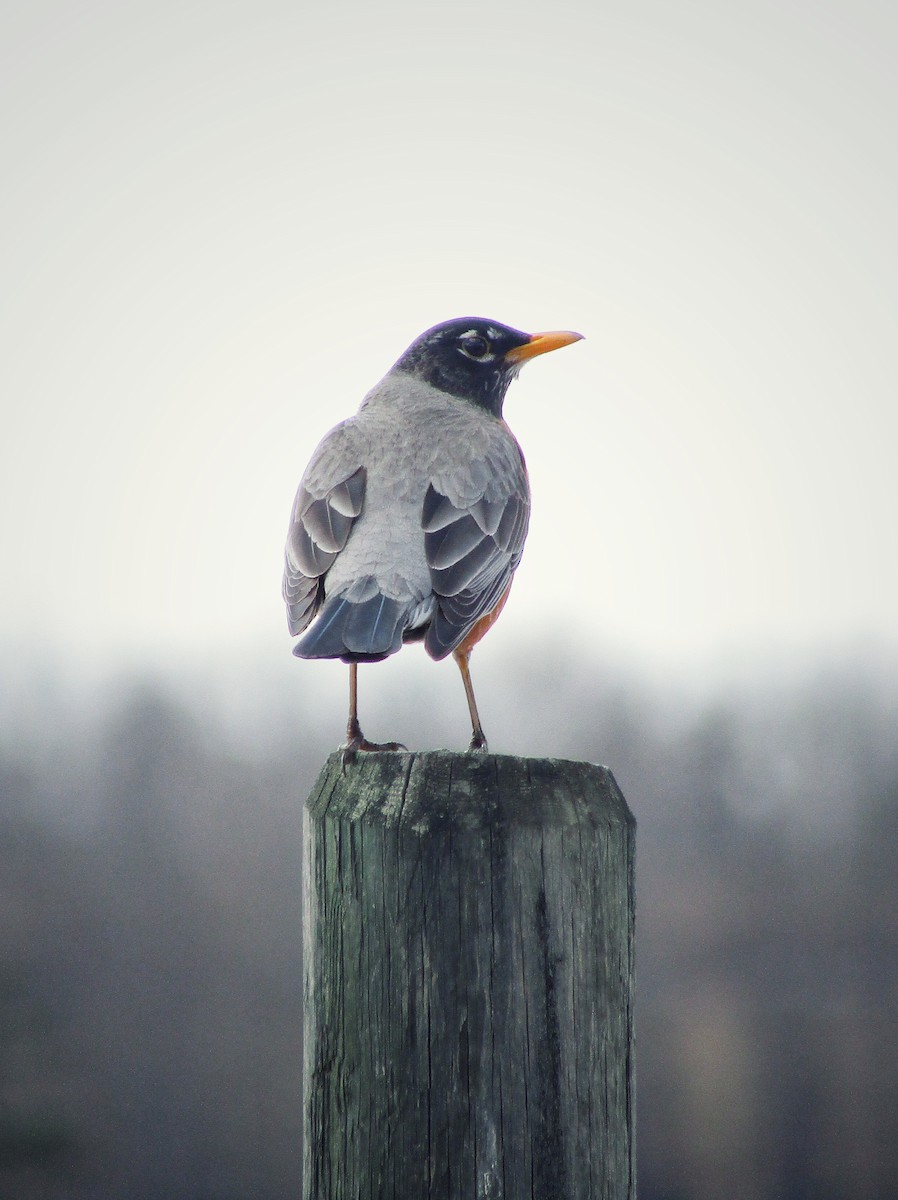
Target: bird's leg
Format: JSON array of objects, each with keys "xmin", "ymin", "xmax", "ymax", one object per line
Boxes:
[
  {"xmin": 343, "ymin": 661, "xmax": 364, "ymax": 753},
  {"xmin": 341, "ymin": 662, "xmax": 407, "ymax": 765},
  {"xmin": 453, "ymin": 647, "xmax": 489, "ymax": 753}
]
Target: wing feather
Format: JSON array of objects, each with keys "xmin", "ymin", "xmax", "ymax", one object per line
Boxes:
[
  {"xmin": 426, "ymin": 514, "xmax": 487, "ymax": 570},
  {"xmin": 428, "ymin": 532, "xmax": 499, "ymax": 595},
  {"xmin": 282, "ymin": 426, "xmax": 366, "ymax": 636},
  {"xmin": 422, "ymin": 439, "xmax": 529, "ymax": 661},
  {"xmin": 421, "ymin": 487, "xmax": 460, "ymax": 533}
]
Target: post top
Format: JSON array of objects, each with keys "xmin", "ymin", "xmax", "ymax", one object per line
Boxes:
[{"xmin": 306, "ymin": 750, "xmax": 633, "ymax": 834}]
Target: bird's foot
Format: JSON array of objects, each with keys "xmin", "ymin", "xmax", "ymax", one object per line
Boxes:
[
  {"xmin": 340, "ymin": 729, "xmax": 408, "ymax": 767},
  {"xmin": 467, "ymin": 730, "xmax": 489, "ymax": 753}
]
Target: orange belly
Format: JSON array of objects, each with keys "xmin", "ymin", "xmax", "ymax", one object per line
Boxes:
[{"xmin": 454, "ymin": 582, "xmax": 513, "ymax": 658}]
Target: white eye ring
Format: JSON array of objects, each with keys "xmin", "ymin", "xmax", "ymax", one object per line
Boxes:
[{"xmin": 459, "ymin": 333, "xmax": 494, "ymax": 362}]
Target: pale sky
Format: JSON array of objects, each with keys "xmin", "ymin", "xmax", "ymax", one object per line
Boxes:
[{"xmin": 2, "ymin": 0, "xmax": 896, "ymax": 684}]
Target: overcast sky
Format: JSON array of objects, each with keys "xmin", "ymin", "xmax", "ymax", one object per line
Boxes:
[{"xmin": 2, "ymin": 0, "xmax": 896, "ymax": 688}]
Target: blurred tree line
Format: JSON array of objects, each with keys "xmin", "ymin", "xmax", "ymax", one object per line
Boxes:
[{"xmin": 1, "ymin": 648, "xmax": 896, "ymax": 1199}]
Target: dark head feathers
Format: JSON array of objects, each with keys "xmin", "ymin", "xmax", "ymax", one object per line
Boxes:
[{"xmin": 391, "ymin": 317, "xmax": 533, "ymax": 417}]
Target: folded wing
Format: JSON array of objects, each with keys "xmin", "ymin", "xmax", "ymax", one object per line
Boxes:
[
  {"xmin": 422, "ymin": 459, "xmax": 530, "ymax": 661},
  {"xmin": 282, "ymin": 432, "xmax": 366, "ymax": 636}
]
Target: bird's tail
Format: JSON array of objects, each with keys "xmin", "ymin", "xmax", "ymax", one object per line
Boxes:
[{"xmin": 292, "ymin": 577, "xmax": 413, "ymax": 663}]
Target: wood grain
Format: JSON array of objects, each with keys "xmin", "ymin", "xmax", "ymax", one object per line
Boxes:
[{"xmin": 303, "ymin": 751, "xmax": 635, "ymax": 1200}]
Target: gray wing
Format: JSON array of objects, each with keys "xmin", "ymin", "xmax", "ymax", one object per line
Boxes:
[
  {"xmin": 422, "ymin": 445, "xmax": 530, "ymax": 660},
  {"xmin": 283, "ymin": 423, "xmax": 366, "ymax": 636}
]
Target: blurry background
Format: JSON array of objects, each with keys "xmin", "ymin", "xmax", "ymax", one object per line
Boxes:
[{"xmin": 1, "ymin": 0, "xmax": 896, "ymax": 1197}]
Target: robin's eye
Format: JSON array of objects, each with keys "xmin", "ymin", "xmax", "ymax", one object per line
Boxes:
[{"xmin": 459, "ymin": 334, "xmax": 492, "ymax": 361}]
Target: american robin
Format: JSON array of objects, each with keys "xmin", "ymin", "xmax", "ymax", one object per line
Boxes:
[{"xmin": 283, "ymin": 317, "xmax": 582, "ymax": 756}]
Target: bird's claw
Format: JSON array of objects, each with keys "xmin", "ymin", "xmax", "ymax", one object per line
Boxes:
[
  {"xmin": 340, "ymin": 734, "xmax": 408, "ymax": 768},
  {"xmin": 467, "ymin": 731, "xmax": 489, "ymax": 753}
]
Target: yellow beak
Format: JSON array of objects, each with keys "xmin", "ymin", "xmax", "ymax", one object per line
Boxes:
[{"xmin": 504, "ymin": 329, "xmax": 584, "ymax": 364}]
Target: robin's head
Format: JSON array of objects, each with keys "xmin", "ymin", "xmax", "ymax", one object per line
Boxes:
[{"xmin": 392, "ymin": 317, "xmax": 583, "ymax": 417}]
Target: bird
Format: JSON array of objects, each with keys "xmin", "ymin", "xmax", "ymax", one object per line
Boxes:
[{"xmin": 282, "ymin": 316, "xmax": 583, "ymax": 757}]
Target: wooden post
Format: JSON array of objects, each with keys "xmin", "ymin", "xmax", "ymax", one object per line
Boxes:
[{"xmin": 303, "ymin": 751, "xmax": 635, "ymax": 1200}]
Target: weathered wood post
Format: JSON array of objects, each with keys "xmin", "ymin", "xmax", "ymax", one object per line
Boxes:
[{"xmin": 303, "ymin": 750, "xmax": 635, "ymax": 1200}]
